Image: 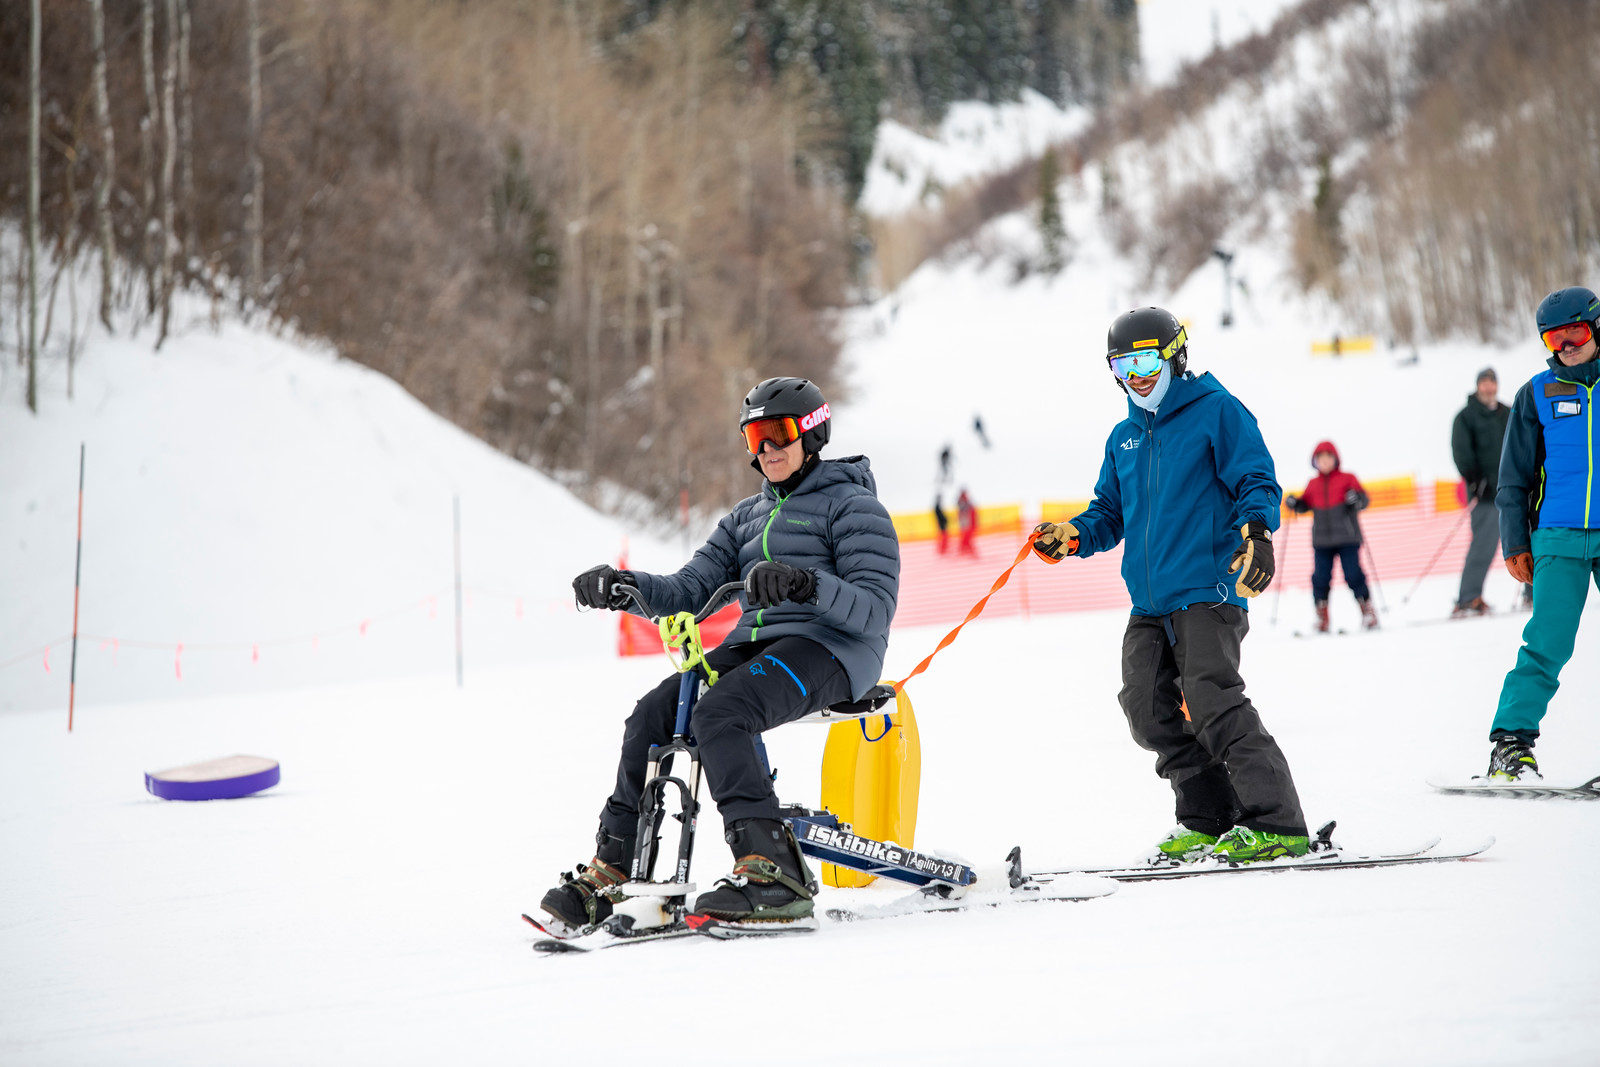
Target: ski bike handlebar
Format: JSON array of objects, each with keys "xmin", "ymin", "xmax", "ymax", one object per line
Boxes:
[{"xmin": 614, "ymin": 580, "xmax": 745, "ymax": 625}]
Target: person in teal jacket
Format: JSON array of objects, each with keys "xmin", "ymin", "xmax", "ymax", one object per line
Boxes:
[
  {"xmin": 1031, "ymin": 307, "xmax": 1309, "ymax": 865},
  {"xmin": 1486, "ymin": 286, "xmax": 1600, "ymax": 780}
]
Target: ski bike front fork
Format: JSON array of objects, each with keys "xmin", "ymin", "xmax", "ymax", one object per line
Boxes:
[
  {"xmin": 630, "ymin": 668, "xmax": 705, "ymax": 894},
  {"xmin": 611, "ymin": 581, "xmax": 742, "ymax": 914}
]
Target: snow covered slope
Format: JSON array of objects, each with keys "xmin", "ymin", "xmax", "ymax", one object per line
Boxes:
[
  {"xmin": 4, "ymin": 2, "xmax": 1599, "ymax": 1062},
  {"xmin": 1, "ymin": 299, "xmax": 679, "ymax": 713},
  {"xmin": 838, "ymin": 0, "xmax": 1546, "ymax": 518}
]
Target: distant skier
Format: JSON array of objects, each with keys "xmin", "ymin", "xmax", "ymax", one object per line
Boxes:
[
  {"xmin": 1483, "ymin": 287, "xmax": 1600, "ymax": 781},
  {"xmin": 1450, "ymin": 368, "xmax": 1530, "ymax": 615},
  {"xmin": 956, "ymin": 488, "xmax": 978, "ymax": 555},
  {"xmin": 541, "ymin": 377, "xmax": 899, "ymax": 930},
  {"xmin": 934, "ymin": 445, "xmax": 954, "ymax": 554},
  {"xmin": 1029, "ymin": 307, "xmax": 1310, "ymax": 865},
  {"xmin": 1283, "ymin": 441, "xmax": 1377, "ymax": 632}
]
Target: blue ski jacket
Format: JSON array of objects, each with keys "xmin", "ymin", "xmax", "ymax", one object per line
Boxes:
[
  {"xmin": 630, "ymin": 455, "xmax": 899, "ymax": 700},
  {"xmin": 1071, "ymin": 372, "xmax": 1282, "ymax": 615},
  {"xmin": 1497, "ymin": 354, "xmax": 1600, "ymax": 556}
]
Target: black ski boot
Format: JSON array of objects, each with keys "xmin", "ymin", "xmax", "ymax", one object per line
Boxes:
[
  {"xmin": 538, "ymin": 827, "xmax": 635, "ymax": 933},
  {"xmin": 690, "ymin": 818, "xmax": 816, "ymax": 922}
]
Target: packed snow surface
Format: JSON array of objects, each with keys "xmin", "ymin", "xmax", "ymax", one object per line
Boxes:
[{"xmin": 4, "ymin": 603, "xmax": 1598, "ymax": 1065}]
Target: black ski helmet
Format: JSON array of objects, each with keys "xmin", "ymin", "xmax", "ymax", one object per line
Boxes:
[
  {"xmin": 739, "ymin": 377, "xmax": 831, "ymax": 455},
  {"xmin": 1106, "ymin": 306, "xmax": 1188, "ymax": 392}
]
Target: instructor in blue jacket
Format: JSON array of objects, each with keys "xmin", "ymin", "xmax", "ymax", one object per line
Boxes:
[
  {"xmin": 1484, "ymin": 286, "xmax": 1600, "ymax": 781},
  {"xmin": 1031, "ymin": 307, "xmax": 1310, "ymax": 865},
  {"xmin": 538, "ymin": 377, "xmax": 899, "ymax": 933}
]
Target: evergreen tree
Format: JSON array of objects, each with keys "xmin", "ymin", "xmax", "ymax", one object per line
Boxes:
[{"xmin": 1038, "ymin": 149, "xmax": 1066, "ymax": 274}]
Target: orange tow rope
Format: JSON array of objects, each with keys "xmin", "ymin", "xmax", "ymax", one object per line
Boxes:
[{"xmin": 893, "ymin": 538, "xmax": 1035, "ymax": 692}]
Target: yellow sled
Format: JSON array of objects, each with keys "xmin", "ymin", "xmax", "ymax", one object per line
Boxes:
[{"xmin": 818, "ymin": 686, "xmax": 921, "ymax": 888}]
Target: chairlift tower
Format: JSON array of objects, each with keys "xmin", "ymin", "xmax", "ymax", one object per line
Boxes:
[{"xmin": 1211, "ymin": 247, "xmax": 1235, "ymax": 328}]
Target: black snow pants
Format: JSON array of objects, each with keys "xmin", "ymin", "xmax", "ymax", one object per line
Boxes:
[
  {"xmin": 1119, "ymin": 604, "xmax": 1308, "ymax": 837},
  {"xmin": 600, "ymin": 636, "xmax": 853, "ymax": 838}
]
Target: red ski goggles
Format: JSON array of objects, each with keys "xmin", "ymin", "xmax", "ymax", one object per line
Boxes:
[
  {"xmin": 1541, "ymin": 321, "xmax": 1593, "ymax": 353},
  {"xmin": 742, "ymin": 416, "xmax": 801, "ymax": 455}
]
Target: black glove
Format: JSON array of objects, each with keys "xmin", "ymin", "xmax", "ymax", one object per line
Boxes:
[
  {"xmin": 572, "ymin": 564, "xmax": 636, "ymax": 611},
  {"xmin": 1283, "ymin": 493, "xmax": 1301, "ymax": 511},
  {"xmin": 1468, "ymin": 479, "xmax": 1489, "ymax": 502},
  {"xmin": 1226, "ymin": 522, "xmax": 1274, "ymax": 598},
  {"xmin": 1343, "ymin": 489, "xmax": 1361, "ymax": 506},
  {"xmin": 744, "ymin": 560, "xmax": 816, "ymax": 608}
]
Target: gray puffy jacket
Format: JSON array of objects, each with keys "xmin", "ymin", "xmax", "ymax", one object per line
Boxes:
[{"xmin": 631, "ymin": 455, "xmax": 899, "ymax": 700}]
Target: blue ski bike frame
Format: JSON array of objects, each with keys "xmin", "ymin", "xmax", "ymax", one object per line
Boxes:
[{"xmin": 614, "ymin": 583, "xmax": 976, "ymax": 924}]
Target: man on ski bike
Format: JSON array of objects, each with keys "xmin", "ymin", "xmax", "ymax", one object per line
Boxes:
[
  {"xmin": 1483, "ymin": 286, "xmax": 1600, "ymax": 781},
  {"xmin": 1030, "ymin": 307, "xmax": 1311, "ymax": 865},
  {"xmin": 539, "ymin": 377, "xmax": 899, "ymax": 932}
]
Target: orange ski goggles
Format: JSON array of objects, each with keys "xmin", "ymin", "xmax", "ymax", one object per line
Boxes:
[
  {"xmin": 1541, "ymin": 321, "xmax": 1593, "ymax": 353},
  {"xmin": 741, "ymin": 416, "xmax": 801, "ymax": 455}
]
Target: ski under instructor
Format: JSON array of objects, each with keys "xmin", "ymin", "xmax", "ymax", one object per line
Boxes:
[
  {"xmin": 538, "ymin": 377, "xmax": 899, "ymax": 932},
  {"xmin": 1483, "ymin": 286, "xmax": 1600, "ymax": 781},
  {"xmin": 1030, "ymin": 307, "xmax": 1311, "ymax": 864}
]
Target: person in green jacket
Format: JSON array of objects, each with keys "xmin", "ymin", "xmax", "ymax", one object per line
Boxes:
[{"xmin": 1450, "ymin": 368, "xmax": 1530, "ymax": 616}]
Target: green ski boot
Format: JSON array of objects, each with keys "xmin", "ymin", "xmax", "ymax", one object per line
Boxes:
[
  {"xmin": 1487, "ymin": 733, "xmax": 1540, "ymax": 782},
  {"xmin": 1149, "ymin": 825, "xmax": 1219, "ymax": 865},
  {"xmin": 1211, "ymin": 825, "xmax": 1311, "ymax": 865}
]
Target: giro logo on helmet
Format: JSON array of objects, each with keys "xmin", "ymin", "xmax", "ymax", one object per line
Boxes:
[{"xmin": 800, "ymin": 403, "xmax": 831, "ymax": 432}]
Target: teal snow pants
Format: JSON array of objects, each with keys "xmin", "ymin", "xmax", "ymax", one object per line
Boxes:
[{"xmin": 1490, "ymin": 527, "xmax": 1600, "ymax": 740}]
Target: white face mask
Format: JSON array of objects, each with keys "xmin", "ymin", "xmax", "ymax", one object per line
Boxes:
[{"xmin": 1127, "ymin": 360, "xmax": 1172, "ymax": 411}]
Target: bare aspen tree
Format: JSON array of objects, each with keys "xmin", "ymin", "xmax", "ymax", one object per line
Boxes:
[
  {"xmin": 622, "ymin": 121, "xmax": 643, "ymax": 366},
  {"xmin": 177, "ymin": 0, "xmax": 194, "ymax": 269},
  {"xmin": 244, "ymin": 0, "xmax": 264, "ymax": 312},
  {"xmin": 585, "ymin": 269, "xmax": 603, "ymax": 478},
  {"xmin": 27, "ymin": 0, "xmax": 40, "ymax": 412},
  {"xmin": 89, "ymin": 0, "xmax": 117, "ymax": 330},
  {"xmin": 140, "ymin": 0, "xmax": 157, "ymax": 308},
  {"xmin": 157, "ymin": 0, "xmax": 178, "ymax": 347}
]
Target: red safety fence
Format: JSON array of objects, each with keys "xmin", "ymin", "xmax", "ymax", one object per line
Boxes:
[
  {"xmin": 891, "ymin": 501, "xmax": 1475, "ymax": 628},
  {"xmin": 602, "ymin": 483, "xmax": 1478, "ymax": 654}
]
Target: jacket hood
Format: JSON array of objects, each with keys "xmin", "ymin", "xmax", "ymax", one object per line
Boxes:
[
  {"xmin": 766, "ymin": 454, "xmax": 877, "ymax": 499},
  {"xmin": 1124, "ymin": 370, "xmax": 1223, "ymax": 422},
  {"xmin": 1311, "ymin": 440, "xmax": 1341, "ymax": 469}
]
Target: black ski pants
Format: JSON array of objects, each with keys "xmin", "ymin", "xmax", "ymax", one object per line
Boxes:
[
  {"xmin": 1119, "ymin": 605, "xmax": 1308, "ymax": 837},
  {"xmin": 600, "ymin": 636, "xmax": 853, "ymax": 838}
]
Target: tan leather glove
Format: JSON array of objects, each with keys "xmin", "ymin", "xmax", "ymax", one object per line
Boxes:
[
  {"xmin": 1030, "ymin": 521, "xmax": 1079, "ymax": 564},
  {"xmin": 1505, "ymin": 552, "xmax": 1533, "ymax": 585},
  {"xmin": 1227, "ymin": 522, "xmax": 1275, "ymax": 597}
]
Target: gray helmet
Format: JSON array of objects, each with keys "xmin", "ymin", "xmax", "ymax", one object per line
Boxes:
[{"xmin": 739, "ymin": 377, "xmax": 831, "ymax": 454}]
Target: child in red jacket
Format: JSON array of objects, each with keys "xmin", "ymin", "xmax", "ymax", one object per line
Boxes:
[{"xmin": 1284, "ymin": 441, "xmax": 1377, "ymax": 631}]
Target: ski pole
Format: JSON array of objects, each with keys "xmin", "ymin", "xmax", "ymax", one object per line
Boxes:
[
  {"xmin": 1400, "ymin": 504, "xmax": 1473, "ymax": 604},
  {"xmin": 1361, "ymin": 539, "xmax": 1388, "ymax": 612},
  {"xmin": 1270, "ymin": 515, "xmax": 1294, "ymax": 627}
]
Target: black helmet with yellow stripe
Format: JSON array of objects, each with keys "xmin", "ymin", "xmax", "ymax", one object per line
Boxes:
[{"xmin": 1106, "ymin": 307, "xmax": 1188, "ymax": 392}]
